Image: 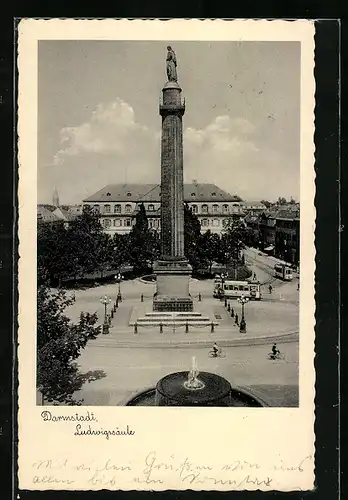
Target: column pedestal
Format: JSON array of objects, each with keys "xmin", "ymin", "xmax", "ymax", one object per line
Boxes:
[{"xmin": 153, "ymin": 258, "xmax": 193, "ymax": 312}]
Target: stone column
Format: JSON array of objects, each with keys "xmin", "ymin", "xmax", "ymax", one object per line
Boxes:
[
  {"xmin": 153, "ymin": 81, "xmax": 193, "ymax": 312},
  {"xmin": 160, "ymin": 81, "xmax": 185, "ymax": 258}
]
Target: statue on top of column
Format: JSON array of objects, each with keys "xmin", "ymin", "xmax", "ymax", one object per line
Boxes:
[{"xmin": 166, "ymin": 46, "xmax": 177, "ymax": 82}]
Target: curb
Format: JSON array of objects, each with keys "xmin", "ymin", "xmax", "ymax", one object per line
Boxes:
[{"xmin": 89, "ymin": 330, "xmax": 299, "ymax": 349}]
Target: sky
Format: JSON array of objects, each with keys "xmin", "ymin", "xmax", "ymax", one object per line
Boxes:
[{"xmin": 38, "ymin": 40, "xmax": 300, "ymax": 205}]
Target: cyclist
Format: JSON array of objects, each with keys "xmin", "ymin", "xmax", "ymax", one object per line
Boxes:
[
  {"xmin": 271, "ymin": 343, "xmax": 280, "ymax": 359},
  {"xmin": 212, "ymin": 342, "xmax": 219, "ymax": 357}
]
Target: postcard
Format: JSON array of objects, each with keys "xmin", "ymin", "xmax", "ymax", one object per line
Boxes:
[{"xmin": 17, "ymin": 18, "xmax": 315, "ymax": 491}]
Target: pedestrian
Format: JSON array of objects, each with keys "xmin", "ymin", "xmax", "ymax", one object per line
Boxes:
[
  {"xmin": 231, "ymin": 307, "xmax": 234, "ymax": 318},
  {"xmin": 269, "ymin": 285, "xmax": 273, "ymax": 294},
  {"xmin": 297, "ymin": 283, "xmax": 300, "ymax": 291},
  {"xmin": 253, "ymin": 273, "xmax": 257, "ymax": 280},
  {"xmin": 235, "ymin": 313, "xmax": 239, "ymax": 326}
]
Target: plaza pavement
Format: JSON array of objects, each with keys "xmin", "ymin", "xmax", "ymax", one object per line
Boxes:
[{"xmin": 59, "ymin": 254, "xmax": 300, "ymax": 407}]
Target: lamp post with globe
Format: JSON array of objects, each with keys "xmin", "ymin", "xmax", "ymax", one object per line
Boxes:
[
  {"xmin": 220, "ymin": 272, "xmax": 226, "ymax": 301},
  {"xmin": 237, "ymin": 295, "xmax": 249, "ymax": 333},
  {"xmin": 100, "ymin": 295, "xmax": 112, "ymax": 334},
  {"xmin": 115, "ymin": 272, "xmax": 124, "ymax": 303}
]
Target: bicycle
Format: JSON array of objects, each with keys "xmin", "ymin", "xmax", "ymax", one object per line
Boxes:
[
  {"xmin": 268, "ymin": 351, "xmax": 285, "ymax": 361},
  {"xmin": 208, "ymin": 349, "xmax": 226, "ymax": 358}
]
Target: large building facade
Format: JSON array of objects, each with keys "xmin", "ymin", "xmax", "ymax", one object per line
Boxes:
[
  {"xmin": 244, "ymin": 206, "xmax": 300, "ymax": 264},
  {"xmin": 82, "ymin": 183, "xmax": 245, "ymax": 235}
]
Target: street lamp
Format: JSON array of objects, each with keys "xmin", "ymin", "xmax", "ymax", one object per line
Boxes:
[
  {"xmin": 115, "ymin": 272, "xmax": 124, "ymax": 302},
  {"xmin": 220, "ymin": 273, "xmax": 226, "ymax": 301},
  {"xmin": 100, "ymin": 295, "xmax": 112, "ymax": 334},
  {"xmin": 237, "ymin": 295, "xmax": 249, "ymax": 333}
]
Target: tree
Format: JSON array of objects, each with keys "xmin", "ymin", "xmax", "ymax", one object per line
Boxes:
[
  {"xmin": 37, "ymin": 206, "xmax": 111, "ymax": 285},
  {"xmin": 93, "ymin": 232, "xmax": 114, "ymax": 278},
  {"xmin": 261, "ymin": 199, "xmax": 272, "ymax": 209},
  {"xmin": 66, "ymin": 206, "xmax": 106, "ymax": 278},
  {"xmin": 277, "ymin": 197, "xmax": 287, "ymax": 206},
  {"xmin": 128, "ymin": 203, "xmax": 155, "ymax": 273},
  {"xmin": 37, "ymin": 221, "xmax": 71, "ymax": 286},
  {"xmin": 112, "ymin": 233, "xmax": 131, "ymax": 270},
  {"xmin": 221, "ymin": 218, "xmax": 247, "ymax": 264},
  {"xmin": 197, "ymin": 230, "xmax": 223, "ymax": 273},
  {"xmin": 184, "ymin": 203, "xmax": 202, "ymax": 271},
  {"xmin": 37, "ymin": 282, "xmax": 101, "ymax": 405}
]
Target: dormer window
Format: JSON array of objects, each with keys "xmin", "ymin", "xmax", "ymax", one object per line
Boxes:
[
  {"xmin": 191, "ymin": 193, "xmax": 196, "ymax": 197},
  {"xmin": 211, "ymin": 192, "xmax": 216, "ymax": 196},
  {"xmin": 127, "ymin": 192, "xmax": 132, "ymax": 197},
  {"xmin": 106, "ymin": 192, "xmax": 111, "ymax": 196}
]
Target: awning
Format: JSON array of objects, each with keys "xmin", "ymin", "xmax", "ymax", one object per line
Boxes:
[{"xmin": 264, "ymin": 245, "xmax": 275, "ymax": 251}]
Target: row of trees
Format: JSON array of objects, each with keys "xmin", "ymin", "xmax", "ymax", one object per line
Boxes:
[
  {"xmin": 38, "ymin": 204, "xmax": 249, "ymax": 286},
  {"xmin": 38, "ymin": 205, "xmax": 161, "ymax": 286},
  {"xmin": 184, "ymin": 204, "xmax": 247, "ymax": 274},
  {"xmin": 260, "ymin": 197, "xmax": 298, "ymax": 208}
]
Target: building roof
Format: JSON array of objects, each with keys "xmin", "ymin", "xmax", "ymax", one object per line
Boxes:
[
  {"xmin": 83, "ymin": 183, "xmax": 242, "ymax": 203},
  {"xmin": 37, "ymin": 204, "xmax": 57, "ymax": 213},
  {"xmin": 275, "ymin": 207, "xmax": 300, "ymax": 220},
  {"xmin": 244, "ymin": 214, "xmax": 260, "ymax": 224},
  {"xmin": 37, "ymin": 206, "xmax": 61, "ymax": 222},
  {"xmin": 53, "ymin": 207, "xmax": 78, "ymax": 222}
]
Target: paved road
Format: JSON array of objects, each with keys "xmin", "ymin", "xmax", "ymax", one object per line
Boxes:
[
  {"xmin": 76, "ymin": 341, "xmax": 298, "ymax": 407},
  {"xmin": 63, "ymin": 250, "xmax": 300, "ymax": 407}
]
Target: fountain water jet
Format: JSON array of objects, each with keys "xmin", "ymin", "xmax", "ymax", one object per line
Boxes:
[{"xmin": 183, "ymin": 356, "xmax": 205, "ymax": 390}]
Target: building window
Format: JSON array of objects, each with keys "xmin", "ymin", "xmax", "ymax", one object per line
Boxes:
[
  {"xmin": 114, "ymin": 204, "xmax": 121, "ymax": 213},
  {"xmin": 93, "ymin": 204, "xmax": 100, "ymax": 213},
  {"xmin": 212, "ymin": 204, "xmax": 219, "ymax": 213},
  {"xmin": 222, "ymin": 204, "xmax": 229, "ymax": 214},
  {"xmin": 191, "ymin": 204, "xmax": 198, "ymax": 214},
  {"xmin": 149, "ymin": 219, "xmax": 154, "ymax": 228},
  {"xmin": 212, "ymin": 219, "xmax": 220, "ymax": 227},
  {"xmin": 113, "ymin": 219, "xmax": 122, "ymax": 227},
  {"xmin": 222, "ymin": 219, "xmax": 229, "ymax": 228},
  {"xmin": 202, "ymin": 204, "xmax": 208, "ymax": 214},
  {"xmin": 83, "ymin": 204, "xmax": 89, "ymax": 211},
  {"xmin": 148, "ymin": 204, "xmax": 155, "ymax": 211},
  {"xmin": 125, "ymin": 219, "xmax": 131, "ymax": 227},
  {"xmin": 104, "ymin": 204, "xmax": 111, "ymax": 213},
  {"xmin": 125, "ymin": 204, "xmax": 132, "ymax": 213},
  {"xmin": 103, "ymin": 219, "xmax": 111, "ymax": 228},
  {"xmin": 202, "ymin": 218, "xmax": 209, "ymax": 227}
]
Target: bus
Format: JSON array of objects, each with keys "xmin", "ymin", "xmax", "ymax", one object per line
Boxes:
[
  {"xmin": 274, "ymin": 263, "xmax": 293, "ymax": 281},
  {"xmin": 214, "ymin": 279, "xmax": 262, "ymax": 300}
]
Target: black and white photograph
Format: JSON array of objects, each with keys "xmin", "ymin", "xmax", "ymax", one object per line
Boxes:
[
  {"xmin": 36, "ymin": 39, "xmax": 301, "ymax": 408},
  {"xmin": 18, "ymin": 19, "xmax": 315, "ymax": 492}
]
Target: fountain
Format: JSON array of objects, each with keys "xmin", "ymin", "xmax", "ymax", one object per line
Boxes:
[{"xmin": 125, "ymin": 357, "xmax": 267, "ymax": 407}]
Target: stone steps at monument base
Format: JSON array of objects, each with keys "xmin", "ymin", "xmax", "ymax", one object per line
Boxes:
[{"xmin": 130, "ymin": 311, "xmax": 218, "ymax": 327}]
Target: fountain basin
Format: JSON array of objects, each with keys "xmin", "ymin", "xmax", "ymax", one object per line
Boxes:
[{"xmin": 125, "ymin": 371, "xmax": 266, "ymax": 407}]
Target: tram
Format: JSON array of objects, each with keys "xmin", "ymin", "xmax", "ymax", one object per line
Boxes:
[
  {"xmin": 214, "ymin": 278, "xmax": 262, "ymax": 300},
  {"xmin": 274, "ymin": 263, "xmax": 293, "ymax": 281}
]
